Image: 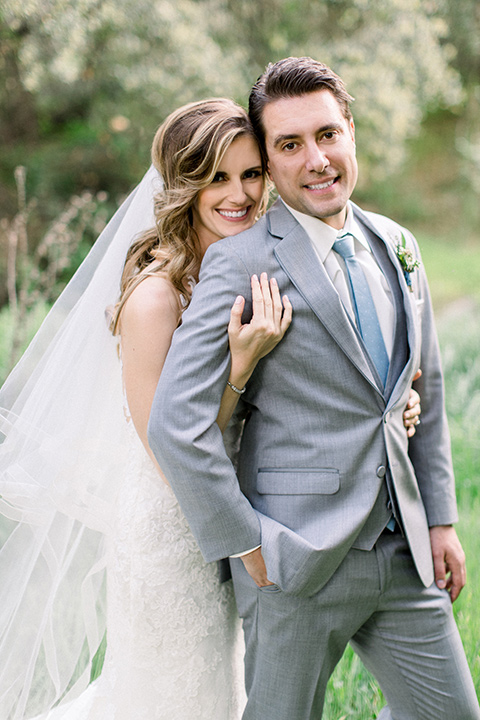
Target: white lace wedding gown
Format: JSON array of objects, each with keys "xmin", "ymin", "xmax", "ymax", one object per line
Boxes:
[{"xmin": 39, "ymin": 417, "xmax": 246, "ymax": 720}]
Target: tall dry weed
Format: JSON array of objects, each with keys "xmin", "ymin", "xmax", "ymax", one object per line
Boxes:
[{"xmin": 0, "ymin": 167, "xmax": 108, "ymax": 380}]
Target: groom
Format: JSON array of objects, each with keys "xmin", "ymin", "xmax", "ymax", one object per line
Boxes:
[{"xmin": 148, "ymin": 58, "xmax": 479, "ymax": 718}]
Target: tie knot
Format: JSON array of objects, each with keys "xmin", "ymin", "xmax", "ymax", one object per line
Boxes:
[{"xmin": 333, "ymin": 232, "xmax": 355, "ymax": 260}]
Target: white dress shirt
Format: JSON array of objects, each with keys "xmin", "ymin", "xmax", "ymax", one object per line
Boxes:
[{"xmin": 284, "ymin": 200, "xmax": 395, "ymax": 358}]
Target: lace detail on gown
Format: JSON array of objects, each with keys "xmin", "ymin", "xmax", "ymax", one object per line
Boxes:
[{"xmin": 40, "ymin": 418, "xmax": 246, "ymax": 719}]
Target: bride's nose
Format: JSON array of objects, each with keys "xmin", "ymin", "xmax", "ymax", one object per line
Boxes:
[{"xmin": 227, "ymin": 178, "xmax": 249, "ymax": 205}]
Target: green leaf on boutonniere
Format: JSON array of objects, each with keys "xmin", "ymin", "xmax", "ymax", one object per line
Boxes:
[{"xmin": 396, "ymin": 232, "xmax": 420, "ymax": 290}]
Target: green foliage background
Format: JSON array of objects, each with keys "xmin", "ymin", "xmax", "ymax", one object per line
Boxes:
[
  {"xmin": 1, "ymin": 0, "xmax": 479, "ymax": 266},
  {"xmin": 0, "ymin": 0, "xmax": 479, "ymax": 712},
  {"xmin": 1, "ymin": 0, "xmax": 479, "ymax": 376}
]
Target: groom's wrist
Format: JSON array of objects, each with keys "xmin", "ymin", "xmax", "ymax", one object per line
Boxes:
[{"xmin": 230, "ymin": 544, "xmax": 261, "ymax": 558}]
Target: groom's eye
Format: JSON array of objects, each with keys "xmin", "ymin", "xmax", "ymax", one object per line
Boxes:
[{"xmin": 282, "ymin": 142, "xmax": 297, "ymax": 152}]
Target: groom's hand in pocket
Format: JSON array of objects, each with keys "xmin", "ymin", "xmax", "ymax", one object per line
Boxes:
[{"xmin": 241, "ymin": 547, "xmax": 275, "ymax": 588}]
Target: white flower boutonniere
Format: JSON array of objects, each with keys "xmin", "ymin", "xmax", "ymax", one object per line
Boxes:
[{"xmin": 396, "ymin": 233, "xmax": 420, "ymax": 292}]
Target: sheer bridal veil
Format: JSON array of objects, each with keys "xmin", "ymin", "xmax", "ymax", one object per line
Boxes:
[{"xmin": 0, "ymin": 166, "xmax": 162, "ymax": 718}]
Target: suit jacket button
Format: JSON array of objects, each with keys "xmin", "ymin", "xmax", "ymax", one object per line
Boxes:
[{"xmin": 376, "ymin": 465, "xmax": 386, "ymax": 478}]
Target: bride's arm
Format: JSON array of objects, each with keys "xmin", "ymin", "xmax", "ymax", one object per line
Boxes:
[
  {"xmin": 216, "ymin": 272, "xmax": 292, "ymax": 433},
  {"xmin": 215, "ymin": 274, "xmax": 422, "ymax": 437},
  {"xmin": 120, "ymin": 275, "xmax": 182, "ymax": 479}
]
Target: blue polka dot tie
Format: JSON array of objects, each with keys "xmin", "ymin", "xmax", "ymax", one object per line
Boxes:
[{"xmin": 333, "ymin": 232, "xmax": 389, "ymax": 386}]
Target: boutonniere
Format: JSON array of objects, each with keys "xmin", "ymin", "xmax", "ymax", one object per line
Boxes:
[{"xmin": 396, "ymin": 233, "xmax": 420, "ymax": 291}]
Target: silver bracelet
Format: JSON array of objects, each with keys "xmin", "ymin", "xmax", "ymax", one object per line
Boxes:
[{"xmin": 227, "ymin": 380, "xmax": 246, "ymax": 395}]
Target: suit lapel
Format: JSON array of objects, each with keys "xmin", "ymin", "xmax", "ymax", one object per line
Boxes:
[
  {"xmin": 268, "ymin": 202, "xmax": 379, "ymax": 391},
  {"xmin": 352, "ymin": 204, "xmax": 419, "ymax": 405}
]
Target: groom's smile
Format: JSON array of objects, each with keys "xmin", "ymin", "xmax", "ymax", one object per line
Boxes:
[
  {"xmin": 304, "ymin": 178, "xmax": 336, "ymax": 191},
  {"xmin": 263, "ymin": 89, "xmax": 358, "ymax": 230}
]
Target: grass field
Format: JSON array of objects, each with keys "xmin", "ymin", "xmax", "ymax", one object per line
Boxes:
[{"xmin": 418, "ymin": 233, "xmax": 480, "ymax": 311}]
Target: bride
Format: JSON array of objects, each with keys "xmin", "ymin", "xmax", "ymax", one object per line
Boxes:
[{"xmin": 0, "ymin": 98, "xmax": 420, "ymax": 719}]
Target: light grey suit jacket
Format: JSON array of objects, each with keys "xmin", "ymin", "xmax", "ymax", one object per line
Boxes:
[{"xmin": 148, "ymin": 200, "xmax": 457, "ymax": 597}]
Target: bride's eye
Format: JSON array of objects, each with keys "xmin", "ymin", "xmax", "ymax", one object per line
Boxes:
[{"xmin": 243, "ymin": 169, "xmax": 262, "ymax": 180}]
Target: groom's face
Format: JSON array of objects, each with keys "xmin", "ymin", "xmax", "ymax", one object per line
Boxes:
[{"xmin": 263, "ymin": 89, "xmax": 358, "ymax": 230}]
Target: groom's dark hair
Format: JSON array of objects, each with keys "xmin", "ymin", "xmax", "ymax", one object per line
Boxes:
[{"xmin": 249, "ymin": 56, "xmax": 354, "ymax": 159}]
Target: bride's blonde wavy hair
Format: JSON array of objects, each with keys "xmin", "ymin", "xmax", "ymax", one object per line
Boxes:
[{"xmin": 111, "ymin": 98, "xmax": 269, "ymax": 334}]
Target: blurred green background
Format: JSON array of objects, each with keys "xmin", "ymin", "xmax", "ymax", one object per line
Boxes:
[
  {"xmin": 0, "ymin": 0, "xmax": 479, "ymax": 711},
  {"xmin": 1, "ymin": 0, "xmax": 479, "ymax": 323}
]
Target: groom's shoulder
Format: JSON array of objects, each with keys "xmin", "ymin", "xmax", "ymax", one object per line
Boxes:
[
  {"xmin": 212, "ymin": 201, "xmax": 281, "ymax": 255},
  {"xmin": 353, "ymin": 202, "xmax": 404, "ymax": 234},
  {"xmin": 352, "ymin": 202, "xmax": 418, "ymax": 248}
]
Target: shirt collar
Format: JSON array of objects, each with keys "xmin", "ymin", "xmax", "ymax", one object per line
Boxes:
[{"xmin": 281, "ymin": 199, "xmax": 371, "ymax": 262}]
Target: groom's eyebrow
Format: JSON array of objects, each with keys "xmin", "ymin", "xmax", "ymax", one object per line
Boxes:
[
  {"xmin": 272, "ymin": 133, "xmax": 299, "ymax": 148},
  {"xmin": 272, "ymin": 124, "xmax": 344, "ymax": 148}
]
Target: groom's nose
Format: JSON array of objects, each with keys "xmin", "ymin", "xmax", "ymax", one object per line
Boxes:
[{"xmin": 305, "ymin": 141, "xmax": 329, "ymax": 174}]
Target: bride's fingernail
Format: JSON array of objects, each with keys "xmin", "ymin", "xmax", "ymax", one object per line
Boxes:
[{"xmin": 235, "ymin": 295, "xmax": 243, "ymax": 304}]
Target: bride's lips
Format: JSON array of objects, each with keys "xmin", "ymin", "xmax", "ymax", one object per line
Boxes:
[{"xmin": 215, "ymin": 206, "xmax": 252, "ymax": 222}]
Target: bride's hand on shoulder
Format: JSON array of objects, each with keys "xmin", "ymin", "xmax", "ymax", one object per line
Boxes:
[{"xmin": 228, "ymin": 272, "xmax": 292, "ymax": 384}]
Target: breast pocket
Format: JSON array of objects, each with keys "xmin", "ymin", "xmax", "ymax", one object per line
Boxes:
[{"xmin": 256, "ymin": 468, "xmax": 340, "ymax": 532}]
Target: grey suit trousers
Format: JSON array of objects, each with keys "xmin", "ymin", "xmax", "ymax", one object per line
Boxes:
[{"xmin": 231, "ymin": 530, "xmax": 479, "ymax": 720}]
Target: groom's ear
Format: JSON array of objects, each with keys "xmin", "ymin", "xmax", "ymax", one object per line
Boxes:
[{"xmin": 349, "ymin": 118, "xmax": 356, "ymax": 144}]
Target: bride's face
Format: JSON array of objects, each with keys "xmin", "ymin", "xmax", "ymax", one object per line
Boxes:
[{"xmin": 192, "ymin": 135, "xmax": 264, "ymax": 255}]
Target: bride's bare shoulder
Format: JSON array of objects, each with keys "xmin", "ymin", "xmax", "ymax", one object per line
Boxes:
[{"xmin": 121, "ymin": 272, "xmax": 182, "ymax": 332}]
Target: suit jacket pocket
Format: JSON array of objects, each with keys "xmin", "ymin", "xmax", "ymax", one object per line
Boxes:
[
  {"xmin": 257, "ymin": 468, "xmax": 340, "ymax": 495},
  {"xmin": 255, "ymin": 469, "xmax": 342, "ymax": 569}
]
